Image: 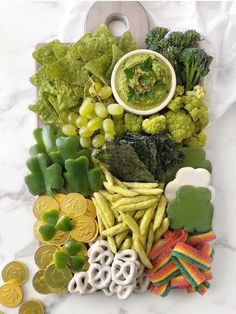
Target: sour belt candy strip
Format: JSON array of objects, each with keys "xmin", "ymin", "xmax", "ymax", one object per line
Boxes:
[
  {"xmin": 194, "ymin": 242, "xmax": 214, "ymax": 257},
  {"xmin": 172, "ymin": 257, "xmax": 206, "ymax": 288},
  {"xmin": 149, "ymin": 229, "xmax": 188, "ymax": 261},
  {"xmin": 171, "ymin": 242, "xmax": 212, "ymax": 271},
  {"xmin": 187, "ymin": 231, "xmax": 216, "ymax": 246},
  {"xmin": 202, "ymin": 269, "xmax": 213, "ymax": 281},
  {"xmin": 171, "ymin": 275, "xmax": 190, "ymax": 288},
  {"xmin": 151, "ymin": 249, "xmax": 172, "ymax": 274},
  {"xmin": 150, "ymin": 282, "xmax": 171, "ymax": 297},
  {"xmin": 149, "ymin": 261, "xmax": 179, "ymax": 285}
]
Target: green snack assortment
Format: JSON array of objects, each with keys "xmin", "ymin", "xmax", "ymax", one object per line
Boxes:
[
  {"xmin": 167, "ymin": 185, "xmax": 214, "ymax": 233},
  {"xmin": 23, "ymin": 22, "xmax": 215, "ymax": 302}
]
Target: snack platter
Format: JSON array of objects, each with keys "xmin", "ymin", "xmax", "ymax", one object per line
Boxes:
[{"xmin": 0, "ymin": 2, "xmax": 216, "ymax": 313}]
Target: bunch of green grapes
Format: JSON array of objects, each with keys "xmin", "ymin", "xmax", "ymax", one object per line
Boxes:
[{"xmin": 62, "ymin": 82, "xmax": 124, "ymax": 148}]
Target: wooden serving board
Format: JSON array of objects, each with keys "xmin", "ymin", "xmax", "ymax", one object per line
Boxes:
[{"xmin": 85, "ymin": 1, "xmax": 150, "ymax": 47}]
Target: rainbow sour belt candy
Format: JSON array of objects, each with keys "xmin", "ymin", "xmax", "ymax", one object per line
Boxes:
[
  {"xmin": 187, "ymin": 230, "xmax": 216, "ymax": 246},
  {"xmin": 150, "ymin": 281, "xmax": 171, "ymax": 297},
  {"xmin": 171, "ymin": 242, "xmax": 213, "ymax": 271},
  {"xmin": 147, "ymin": 229, "xmax": 215, "ymax": 297}
]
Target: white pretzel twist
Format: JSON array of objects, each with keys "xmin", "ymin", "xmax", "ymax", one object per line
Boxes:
[
  {"xmin": 88, "ymin": 245, "xmax": 114, "ymax": 266},
  {"xmin": 117, "ymin": 282, "xmax": 136, "ymax": 300},
  {"xmin": 114, "ymin": 249, "xmax": 138, "ymax": 262},
  {"xmin": 134, "ymin": 273, "xmax": 150, "ymax": 293},
  {"xmin": 68, "ymin": 272, "xmax": 97, "ymax": 295},
  {"xmin": 135, "ymin": 260, "xmax": 145, "ymax": 279},
  {"xmin": 88, "ymin": 263, "xmax": 112, "ymax": 289},
  {"xmin": 102, "ymin": 281, "xmax": 120, "ymax": 297},
  {"xmin": 93, "ymin": 239, "xmax": 111, "ymax": 252},
  {"xmin": 111, "ymin": 260, "xmax": 137, "ymax": 286}
]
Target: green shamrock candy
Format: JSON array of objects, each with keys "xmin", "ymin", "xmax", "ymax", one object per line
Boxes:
[
  {"xmin": 70, "ymin": 256, "xmax": 86, "ymax": 272},
  {"xmin": 50, "ymin": 136, "xmax": 91, "ymax": 166},
  {"xmin": 39, "ymin": 224, "xmax": 56, "ymax": 241},
  {"xmin": 25, "ymin": 153, "xmax": 64, "ymax": 195},
  {"xmin": 64, "ymin": 156, "xmax": 90, "ymax": 196},
  {"xmin": 29, "ymin": 128, "xmax": 46, "ymax": 156},
  {"xmin": 29, "ymin": 124, "xmax": 58, "ymax": 157},
  {"xmin": 167, "ymin": 185, "xmax": 214, "ymax": 233},
  {"xmin": 53, "ymin": 251, "xmax": 70, "ymax": 269},
  {"xmin": 87, "ymin": 168, "xmax": 103, "ymax": 192},
  {"xmin": 166, "ymin": 147, "xmax": 212, "ymax": 181},
  {"xmin": 55, "ymin": 215, "xmax": 73, "ymax": 232},
  {"xmin": 42, "ymin": 209, "xmax": 60, "ymax": 226},
  {"xmin": 64, "ymin": 239, "xmax": 84, "ymax": 256}
]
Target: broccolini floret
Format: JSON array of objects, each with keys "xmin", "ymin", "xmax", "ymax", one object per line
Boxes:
[{"xmin": 180, "ymin": 48, "xmax": 213, "ymax": 91}]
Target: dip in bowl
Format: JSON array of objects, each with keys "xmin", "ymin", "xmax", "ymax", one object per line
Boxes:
[{"xmin": 111, "ymin": 49, "xmax": 176, "ymax": 116}]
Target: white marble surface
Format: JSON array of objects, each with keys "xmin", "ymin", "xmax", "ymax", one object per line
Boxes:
[{"xmin": 0, "ymin": 1, "xmax": 236, "ymax": 313}]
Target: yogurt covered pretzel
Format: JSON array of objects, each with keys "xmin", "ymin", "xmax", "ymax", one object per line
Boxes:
[{"xmin": 68, "ymin": 272, "xmax": 97, "ymax": 295}]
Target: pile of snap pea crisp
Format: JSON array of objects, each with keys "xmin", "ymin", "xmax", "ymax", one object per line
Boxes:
[{"xmin": 9, "ymin": 23, "xmax": 217, "ymax": 309}]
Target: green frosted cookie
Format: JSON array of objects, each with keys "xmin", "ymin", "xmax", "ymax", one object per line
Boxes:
[{"xmin": 167, "ymin": 185, "xmax": 214, "ymax": 233}]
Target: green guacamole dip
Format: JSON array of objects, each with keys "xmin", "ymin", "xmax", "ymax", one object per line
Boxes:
[{"xmin": 115, "ymin": 53, "xmax": 172, "ymax": 110}]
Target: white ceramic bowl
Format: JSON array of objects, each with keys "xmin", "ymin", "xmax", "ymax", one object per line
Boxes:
[{"xmin": 111, "ymin": 49, "xmax": 176, "ymax": 116}]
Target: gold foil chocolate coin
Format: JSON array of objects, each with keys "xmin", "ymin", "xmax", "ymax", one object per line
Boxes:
[
  {"xmin": 33, "ymin": 196, "xmax": 59, "ymax": 219},
  {"xmin": 2, "ymin": 261, "xmax": 28, "ymax": 286},
  {"xmin": 85, "ymin": 199, "xmax": 97, "ymax": 218},
  {"xmin": 44, "ymin": 264, "xmax": 72, "ymax": 290},
  {"xmin": 71, "ymin": 216, "xmax": 97, "ymax": 243},
  {"xmin": 19, "ymin": 299, "xmax": 44, "ymax": 314},
  {"xmin": 0, "ymin": 282, "xmax": 23, "ymax": 308},
  {"xmin": 61, "ymin": 193, "xmax": 87, "ymax": 218},
  {"xmin": 32, "ymin": 270, "xmax": 50, "ymax": 295},
  {"xmin": 34, "ymin": 245, "xmax": 57, "ymax": 269}
]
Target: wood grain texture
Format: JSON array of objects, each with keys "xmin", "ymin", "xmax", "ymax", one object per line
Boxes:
[{"xmin": 85, "ymin": 1, "xmax": 150, "ymax": 48}]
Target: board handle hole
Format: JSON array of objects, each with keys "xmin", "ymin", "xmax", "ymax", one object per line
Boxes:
[{"xmin": 105, "ymin": 13, "xmax": 129, "ymax": 37}]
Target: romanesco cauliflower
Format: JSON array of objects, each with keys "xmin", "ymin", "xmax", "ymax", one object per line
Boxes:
[
  {"xmin": 174, "ymin": 85, "xmax": 185, "ymax": 97},
  {"xmin": 142, "ymin": 114, "xmax": 166, "ymax": 134},
  {"xmin": 164, "ymin": 110, "xmax": 195, "ymax": 143},
  {"xmin": 186, "ymin": 85, "xmax": 206, "ymax": 100},
  {"xmin": 124, "ymin": 113, "xmax": 143, "ymax": 133},
  {"xmin": 184, "ymin": 132, "xmax": 207, "ymax": 147}
]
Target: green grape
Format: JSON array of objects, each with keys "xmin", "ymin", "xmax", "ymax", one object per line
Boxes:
[
  {"xmin": 79, "ymin": 127, "xmax": 94, "ymax": 138},
  {"xmin": 92, "ymin": 134, "xmax": 105, "ymax": 148},
  {"xmin": 87, "ymin": 111, "xmax": 97, "ymax": 120},
  {"xmin": 107, "ymin": 103, "xmax": 124, "ymax": 116},
  {"xmin": 98, "ymin": 86, "xmax": 112, "ymax": 100},
  {"xmin": 94, "ymin": 102, "xmax": 108, "ymax": 119},
  {"xmin": 89, "ymin": 82, "xmax": 102, "ymax": 96},
  {"xmin": 68, "ymin": 112, "xmax": 79, "ymax": 125},
  {"xmin": 103, "ymin": 118, "xmax": 115, "ymax": 133},
  {"xmin": 62, "ymin": 124, "xmax": 77, "ymax": 136},
  {"xmin": 105, "ymin": 132, "xmax": 115, "ymax": 141},
  {"xmin": 87, "ymin": 117, "xmax": 103, "ymax": 131},
  {"xmin": 76, "ymin": 116, "xmax": 88, "ymax": 128},
  {"xmin": 80, "ymin": 136, "xmax": 91, "ymax": 148},
  {"xmin": 79, "ymin": 97, "xmax": 94, "ymax": 116}
]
